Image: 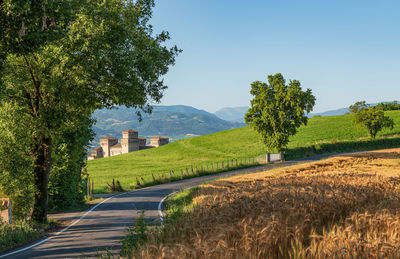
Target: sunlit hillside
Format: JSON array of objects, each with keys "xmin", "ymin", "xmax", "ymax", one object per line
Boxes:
[{"xmin": 87, "ymin": 111, "xmax": 400, "ymax": 192}]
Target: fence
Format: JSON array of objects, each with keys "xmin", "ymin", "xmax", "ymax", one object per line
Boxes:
[
  {"xmin": 0, "ymin": 198, "xmax": 12, "ymax": 224},
  {"xmin": 86, "ymin": 178, "xmax": 94, "ymax": 200},
  {"xmin": 131, "ymin": 152, "xmax": 284, "ymax": 189}
]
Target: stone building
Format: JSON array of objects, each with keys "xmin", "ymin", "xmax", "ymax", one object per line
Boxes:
[
  {"xmin": 88, "ymin": 129, "xmax": 169, "ymax": 160},
  {"xmin": 100, "ymin": 137, "xmax": 118, "ymax": 157},
  {"xmin": 150, "ymin": 136, "xmax": 169, "ymax": 147}
]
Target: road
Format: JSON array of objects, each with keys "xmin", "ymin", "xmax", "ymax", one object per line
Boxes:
[{"xmin": 1, "ymin": 153, "xmax": 340, "ymax": 258}]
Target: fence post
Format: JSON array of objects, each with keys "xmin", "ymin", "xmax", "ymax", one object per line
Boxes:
[
  {"xmin": 8, "ymin": 199, "xmax": 12, "ymax": 224},
  {"xmin": 266, "ymin": 153, "xmax": 271, "ymax": 163},
  {"xmin": 86, "ymin": 179, "xmax": 89, "ymax": 198},
  {"xmin": 280, "ymin": 152, "xmax": 284, "ymax": 161}
]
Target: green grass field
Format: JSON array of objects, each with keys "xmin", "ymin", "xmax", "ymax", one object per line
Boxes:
[{"xmin": 87, "ymin": 111, "xmax": 400, "ymax": 193}]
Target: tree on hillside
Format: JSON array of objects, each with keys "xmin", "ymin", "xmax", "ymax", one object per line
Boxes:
[
  {"xmin": 245, "ymin": 73, "xmax": 315, "ymax": 152},
  {"xmin": 376, "ymin": 101, "xmax": 400, "ymax": 111},
  {"xmin": 0, "ymin": 0, "xmax": 180, "ymax": 223},
  {"xmin": 350, "ymin": 102, "xmax": 394, "ymax": 139},
  {"xmin": 349, "ymin": 101, "xmax": 368, "ymax": 114}
]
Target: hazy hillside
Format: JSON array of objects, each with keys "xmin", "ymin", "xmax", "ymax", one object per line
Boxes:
[
  {"xmin": 92, "ymin": 105, "xmax": 245, "ymax": 144},
  {"xmin": 309, "ymin": 107, "xmax": 349, "ymax": 117},
  {"xmin": 214, "ymin": 106, "xmax": 249, "ymax": 122},
  {"xmin": 309, "ymin": 101, "xmax": 399, "ymax": 117}
]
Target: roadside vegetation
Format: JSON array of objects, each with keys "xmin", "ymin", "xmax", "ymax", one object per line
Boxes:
[
  {"xmin": 87, "ymin": 110, "xmax": 400, "ymax": 193},
  {"xmin": 122, "ymin": 148, "xmax": 400, "ymax": 258},
  {"xmin": 0, "ymin": 220, "xmax": 60, "ymax": 254}
]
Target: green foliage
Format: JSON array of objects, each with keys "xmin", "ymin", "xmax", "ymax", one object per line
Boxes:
[
  {"xmin": 0, "ymin": 0, "xmax": 179, "ymax": 222},
  {"xmin": 0, "ymin": 220, "xmax": 40, "ymax": 253},
  {"xmin": 0, "ymin": 219, "xmax": 59, "ymax": 253},
  {"xmin": 120, "ymin": 211, "xmax": 150, "ymax": 257},
  {"xmin": 376, "ymin": 101, "xmax": 400, "ymax": 111},
  {"xmin": 245, "ymin": 73, "xmax": 316, "ymax": 151},
  {"xmin": 349, "ymin": 101, "xmax": 368, "ymax": 114},
  {"xmin": 48, "ymin": 115, "xmax": 94, "ymax": 212},
  {"xmin": 0, "ymin": 0, "xmax": 75, "ymax": 57},
  {"xmin": 351, "ymin": 103, "xmax": 394, "ymax": 138},
  {"xmin": 0, "ymin": 103, "xmax": 34, "ymax": 219},
  {"xmin": 164, "ymin": 188, "xmax": 199, "ymax": 222},
  {"xmin": 87, "ymin": 111, "xmax": 400, "ymax": 192}
]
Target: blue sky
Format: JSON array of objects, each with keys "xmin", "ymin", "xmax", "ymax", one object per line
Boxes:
[{"xmin": 151, "ymin": 0, "xmax": 400, "ymax": 113}]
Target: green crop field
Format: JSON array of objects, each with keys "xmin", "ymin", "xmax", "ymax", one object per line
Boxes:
[{"xmin": 87, "ymin": 111, "xmax": 400, "ymax": 193}]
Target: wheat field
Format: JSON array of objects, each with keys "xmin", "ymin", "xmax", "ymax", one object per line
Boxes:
[{"xmin": 129, "ymin": 148, "xmax": 400, "ymax": 258}]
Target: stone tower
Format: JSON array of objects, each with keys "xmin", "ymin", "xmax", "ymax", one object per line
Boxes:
[
  {"xmin": 100, "ymin": 137, "xmax": 118, "ymax": 157},
  {"xmin": 150, "ymin": 136, "xmax": 169, "ymax": 147},
  {"xmin": 121, "ymin": 129, "xmax": 139, "ymax": 154}
]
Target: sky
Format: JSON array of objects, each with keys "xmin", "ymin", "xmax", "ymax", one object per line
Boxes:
[{"xmin": 150, "ymin": 0, "xmax": 400, "ymax": 113}]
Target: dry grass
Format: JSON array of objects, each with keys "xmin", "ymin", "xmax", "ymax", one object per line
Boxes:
[{"xmin": 133, "ymin": 148, "xmax": 400, "ymax": 259}]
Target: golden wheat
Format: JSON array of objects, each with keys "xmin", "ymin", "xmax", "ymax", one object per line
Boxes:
[{"xmin": 132, "ymin": 148, "xmax": 400, "ymax": 259}]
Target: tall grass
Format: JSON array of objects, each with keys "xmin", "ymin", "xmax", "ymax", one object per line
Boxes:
[
  {"xmin": 125, "ymin": 148, "xmax": 400, "ymax": 258},
  {"xmin": 0, "ymin": 219, "xmax": 59, "ymax": 254},
  {"xmin": 0, "ymin": 221, "xmax": 40, "ymax": 253}
]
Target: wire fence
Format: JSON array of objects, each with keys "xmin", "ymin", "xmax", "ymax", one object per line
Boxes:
[{"xmin": 128, "ymin": 152, "xmax": 284, "ymax": 190}]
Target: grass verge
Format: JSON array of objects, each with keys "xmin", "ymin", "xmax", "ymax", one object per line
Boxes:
[{"xmin": 0, "ymin": 219, "xmax": 60, "ymax": 254}]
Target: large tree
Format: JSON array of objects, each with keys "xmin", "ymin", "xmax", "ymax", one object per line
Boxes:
[
  {"xmin": 0, "ymin": 0, "xmax": 180, "ymax": 223},
  {"xmin": 245, "ymin": 73, "xmax": 315, "ymax": 151}
]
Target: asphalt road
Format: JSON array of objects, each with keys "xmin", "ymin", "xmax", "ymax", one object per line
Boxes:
[{"xmin": 1, "ymin": 153, "xmax": 341, "ymax": 258}]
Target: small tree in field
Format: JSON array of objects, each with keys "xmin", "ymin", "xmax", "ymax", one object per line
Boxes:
[
  {"xmin": 350, "ymin": 102, "xmax": 394, "ymax": 138},
  {"xmin": 245, "ymin": 73, "xmax": 315, "ymax": 151}
]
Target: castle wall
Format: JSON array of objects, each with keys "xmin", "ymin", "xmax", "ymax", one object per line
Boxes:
[
  {"xmin": 89, "ymin": 130, "xmax": 159, "ymax": 160},
  {"xmin": 121, "ymin": 138, "xmax": 139, "ymax": 153},
  {"xmin": 122, "ymin": 130, "xmax": 138, "ymax": 139},
  {"xmin": 100, "ymin": 137, "xmax": 118, "ymax": 157},
  {"xmin": 110, "ymin": 144, "xmax": 123, "ymax": 156},
  {"xmin": 150, "ymin": 137, "xmax": 169, "ymax": 147}
]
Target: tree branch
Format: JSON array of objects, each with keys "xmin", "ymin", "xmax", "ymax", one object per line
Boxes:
[{"xmin": 23, "ymin": 55, "xmax": 41, "ymax": 116}]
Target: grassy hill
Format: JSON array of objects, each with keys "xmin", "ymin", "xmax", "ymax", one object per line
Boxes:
[{"xmin": 87, "ymin": 111, "xmax": 400, "ymax": 193}]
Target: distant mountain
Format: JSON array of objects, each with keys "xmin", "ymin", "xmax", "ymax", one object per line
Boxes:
[
  {"xmin": 309, "ymin": 101, "xmax": 399, "ymax": 117},
  {"xmin": 214, "ymin": 106, "xmax": 249, "ymax": 123},
  {"xmin": 92, "ymin": 105, "xmax": 245, "ymax": 145},
  {"xmin": 308, "ymin": 107, "xmax": 350, "ymax": 117}
]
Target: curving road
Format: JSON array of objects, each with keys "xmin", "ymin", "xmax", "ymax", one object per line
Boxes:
[{"xmin": 1, "ymin": 153, "xmax": 341, "ymax": 258}]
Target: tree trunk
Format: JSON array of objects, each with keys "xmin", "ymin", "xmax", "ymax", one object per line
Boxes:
[{"xmin": 31, "ymin": 136, "xmax": 52, "ymax": 223}]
